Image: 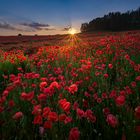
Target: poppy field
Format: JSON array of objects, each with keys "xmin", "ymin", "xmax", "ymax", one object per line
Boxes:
[{"xmin": 0, "ymin": 31, "xmax": 140, "ymax": 140}]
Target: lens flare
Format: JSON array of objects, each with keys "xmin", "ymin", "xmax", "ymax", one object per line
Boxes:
[{"xmin": 68, "ymin": 28, "xmax": 76, "ymax": 35}]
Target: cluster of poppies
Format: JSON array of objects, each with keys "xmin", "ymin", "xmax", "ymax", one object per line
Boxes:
[{"xmin": 0, "ymin": 31, "xmax": 140, "ymax": 140}]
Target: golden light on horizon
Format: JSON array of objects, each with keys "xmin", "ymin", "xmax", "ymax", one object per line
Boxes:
[{"xmin": 68, "ymin": 28, "xmax": 76, "ymax": 35}]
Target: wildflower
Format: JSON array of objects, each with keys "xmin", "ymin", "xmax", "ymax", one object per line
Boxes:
[
  {"xmin": 135, "ymin": 106, "xmax": 140, "ymax": 119},
  {"xmin": 119, "ymin": 90, "xmax": 126, "ymax": 96},
  {"xmin": 124, "ymin": 54, "xmax": 130, "ymax": 60},
  {"xmin": 104, "ymin": 73, "xmax": 109, "ymax": 78},
  {"xmin": 31, "ymin": 99, "xmax": 37, "ymax": 105},
  {"xmin": 83, "ymin": 99, "xmax": 88, "ymax": 108},
  {"xmin": 93, "ymin": 93, "xmax": 98, "ymax": 100},
  {"xmin": 12, "ymin": 111, "xmax": 23, "ymax": 120},
  {"xmin": 84, "ymin": 91, "xmax": 90, "ymax": 97},
  {"xmin": 40, "ymin": 82, "xmax": 47, "ymax": 89},
  {"xmin": 115, "ymin": 95, "xmax": 125, "ymax": 106},
  {"xmin": 32, "ymin": 105, "xmax": 42, "ymax": 115},
  {"xmin": 48, "ymin": 112, "xmax": 58, "ymax": 122},
  {"xmin": 59, "ymin": 114, "xmax": 67, "ymax": 121},
  {"xmin": 37, "ymin": 93, "xmax": 47, "ymax": 102},
  {"xmin": 102, "ymin": 92, "xmax": 108, "ymax": 99},
  {"xmin": 59, "ymin": 99, "xmax": 71, "ymax": 112},
  {"xmin": 136, "ymin": 76, "xmax": 140, "ymax": 81},
  {"xmin": 44, "ymin": 121, "xmax": 52, "ymax": 129},
  {"xmin": 40, "ymin": 77, "xmax": 47, "ymax": 82},
  {"xmin": 8, "ymin": 100, "xmax": 15, "ymax": 107},
  {"xmin": 33, "ymin": 115, "xmax": 43, "ymax": 125},
  {"xmin": 97, "ymin": 98, "xmax": 102, "ymax": 103},
  {"xmin": 103, "ymin": 107, "xmax": 110, "ymax": 116},
  {"xmin": 49, "ymin": 81, "xmax": 60, "ymax": 89},
  {"xmin": 131, "ymin": 81, "xmax": 136, "ymax": 88},
  {"xmin": 2, "ymin": 90, "xmax": 9, "ymax": 97},
  {"xmin": 20, "ymin": 91, "xmax": 34, "ymax": 101},
  {"xmin": 64, "ymin": 116, "xmax": 72, "ymax": 124},
  {"xmin": 43, "ymin": 87, "xmax": 52, "ymax": 95},
  {"xmin": 69, "ymin": 127, "xmax": 80, "ymax": 140},
  {"xmin": 42, "ymin": 107, "xmax": 51, "ymax": 118},
  {"xmin": 39, "ymin": 127, "xmax": 45, "ymax": 135},
  {"xmin": 85, "ymin": 109, "xmax": 96, "ymax": 123},
  {"xmin": 68, "ymin": 84, "xmax": 78, "ymax": 94},
  {"xmin": 108, "ymin": 64, "xmax": 113, "ymax": 69},
  {"xmin": 73, "ymin": 102, "xmax": 79, "ymax": 110},
  {"xmin": 106, "ymin": 114, "xmax": 118, "ymax": 128},
  {"xmin": 76, "ymin": 108, "xmax": 85, "ymax": 118}
]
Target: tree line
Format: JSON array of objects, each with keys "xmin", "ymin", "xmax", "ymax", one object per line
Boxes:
[{"xmin": 81, "ymin": 7, "xmax": 140, "ymax": 32}]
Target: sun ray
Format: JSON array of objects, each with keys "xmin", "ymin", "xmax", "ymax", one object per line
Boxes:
[{"xmin": 68, "ymin": 28, "xmax": 76, "ymax": 35}]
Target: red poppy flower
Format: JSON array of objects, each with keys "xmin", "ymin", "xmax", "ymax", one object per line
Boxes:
[
  {"xmin": 40, "ymin": 81, "xmax": 47, "ymax": 89},
  {"xmin": 108, "ymin": 64, "xmax": 113, "ymax": 69},
  {"xmin": 49, "ymin": 81, "xmax": 60, "ymax": 89},
  {"xmin": 106, "ymin": 114, "xmax": 118, "ymax": 128},
  {"xmin": 12, "ymin": 111, "xmax": 23, "ymax": 120},
  {"xmin": 135, "ymin": 106, "xmax": 140, "ymax": 119},
  {"xmin": 76, "ymin": 108, "xmax": 85, "ymax": 118},
  {"xmin": 20, "ymin": 91, "xmax": 34, "ymax": 101},
  {"xmin": 42, "ymin": 107, "xmax": 51, "ymax": 118},
  {"xmin": 8, "ymin": 100, "xmax": 15, "ymax": 107},
  {"xmin": 32, "ymin": 105, "xmax": 42, "ymax": 115},
  {"xmin": 59, "ymin": 99, "xmax": 71, "ymax": 112},
  {"xmin": 104, "ymin": 73, "xmax": 109, "ymax": 78},
  {"xmin": 68, "ymin": 84, "xmax": 78, "ymax": 94},
  {"xmin": 37, "ymin": 93, "xmax": 47, "ymax": 102},
  {"xmin": 48, "ymin": 112, "xmax": 58, "ymax": 122},
  {"xmin": 103, "ymin": 107, "xmax": 110, "ymax": 116},
  {"xmin": 69, "ymin": 127, "xmax": 80, "ymax": 140},
  {"xmin": 59, "ymin": 114, "xmax": 67, "ymax": 121},
  {"xmin": 115, "ymin": 95, "xmax": 125, "ymax": 106},
  {"xmin": 44, "ymin": 121, "xmax": 52, "ymax": 129},
  {"xmin": 33, "ymin": 115, "xmax": 43, "ymax": 125},
  {"xmin": 64, "ymin": 116, "xmax": 72, "ymax": 124},
  {"xmin": 85, "ymin": 109, "xmax": 96, "ymax": 123}
]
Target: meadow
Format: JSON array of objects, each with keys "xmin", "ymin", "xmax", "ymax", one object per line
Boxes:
[{"xmin": 0, "ymin": 31, "xmax": 140, "ymax": 140}]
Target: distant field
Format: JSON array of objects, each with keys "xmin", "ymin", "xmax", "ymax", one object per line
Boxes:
[{"xmin": 1, "ymin": 30, "xmax": 139, "ymax": 52}]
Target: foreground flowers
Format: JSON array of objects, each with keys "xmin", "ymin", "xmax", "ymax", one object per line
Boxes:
[{"xmin": 0, "ymin": 31, "xmax": 140, "ymax": 139}]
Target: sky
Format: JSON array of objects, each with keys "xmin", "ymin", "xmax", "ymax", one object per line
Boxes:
[{"xmin": 0, "ymin": 0, "xmax": 140, "ymax": 35}]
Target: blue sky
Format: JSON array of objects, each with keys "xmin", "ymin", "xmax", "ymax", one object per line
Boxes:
[{"xmin": 0, "ymin": 0, "xmax": 140, "ymax": 35}]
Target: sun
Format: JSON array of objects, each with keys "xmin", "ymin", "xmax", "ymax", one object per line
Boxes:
[{"xmin": 68, "ymin": 28, "xmax": 76, "ymax": 35}]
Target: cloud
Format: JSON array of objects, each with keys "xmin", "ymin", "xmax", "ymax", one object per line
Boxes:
[
  {"xmin": 62, "ymin": 26, "xmax": 71, "ymax": 31},
  {"xmin": 21, "ymin": 22, "xmax": 51, "ymax": 30},
  {"xmin": 45, "ymin": 28, "xmax": 56, "ymax": 31},
  {"xmin": 0, "ymin": 21, "xmax": 28, "ymax": 32},
  {"xmin": 0, "ymin": 21, "xmax": 56, "ymax": 33},
  {"xmin": 0, "ymin": 21, "xmax": 17, "ymax": 30}
]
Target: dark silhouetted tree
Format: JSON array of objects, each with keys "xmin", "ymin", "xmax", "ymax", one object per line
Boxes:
[{"xmin": 81, "ymin": 7, "xmax": 140, "ymax": 32}]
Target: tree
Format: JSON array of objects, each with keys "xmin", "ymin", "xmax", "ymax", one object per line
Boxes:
[
  {"xmin": 18, "ymin": 34, "xmax": 22, "ymax": 36},
  {"xmin": 80, "ymin": 23, "xmax": 89, "ymax": 32},
  {"xmin": 80, "ymin": 7, "xmax": 140, "ymax": 32}
]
